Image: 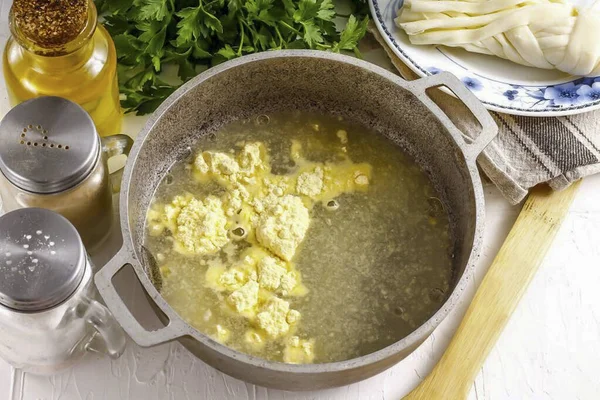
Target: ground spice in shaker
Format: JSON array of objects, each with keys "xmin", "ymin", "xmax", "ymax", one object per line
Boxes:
[
  {"xmin": 12, "ymin": 0, "xmax": 88, "ymax": 51},
  {"xmin": 0, "ymin": 97, "xmax": 132, "ymax": 251}
]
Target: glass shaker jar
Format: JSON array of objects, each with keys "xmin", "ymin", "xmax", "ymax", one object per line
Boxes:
[
  {"xmin": 0, "ymin": 96, "xmax": 132, "ymax": 251},
  {"xmin": 3, "ymin": 0, "xmax": 122, "ymax": 136},
  {"xmin": 0, "ymin": 208, "xmax": 126, "ymax": 375}
]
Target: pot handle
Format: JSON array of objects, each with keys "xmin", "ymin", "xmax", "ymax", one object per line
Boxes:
[
  {"xmin": 94, "ymin": 247, "xmax": 185, "ymax": 347},
  {"xmin": 409, "ymin": 72, "xmax": 498, "ymax": 163}
]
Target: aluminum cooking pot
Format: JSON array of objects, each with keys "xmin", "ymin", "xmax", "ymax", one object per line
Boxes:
[{"xmin": 95, "ymin": 50, "xmax": 497, "ymax": 390}]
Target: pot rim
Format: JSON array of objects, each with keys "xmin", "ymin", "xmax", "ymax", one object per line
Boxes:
[{"xmin": 113, "ymin": 50, "xmax": 488, "ymax": 375}]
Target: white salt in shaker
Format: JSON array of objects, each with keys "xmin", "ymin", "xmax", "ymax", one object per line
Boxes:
[{"xmin": 0, "ymin": 208, "xmax": 126, "ymax": 375}]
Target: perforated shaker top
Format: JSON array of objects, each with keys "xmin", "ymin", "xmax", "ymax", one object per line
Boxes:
[
  {"xmin": 0, "ymin": 208, "xmax": 86, "ymax": 311},
  {"xmin": 0, "ymin": 96, "xmax": 100, "ymax": 194}
]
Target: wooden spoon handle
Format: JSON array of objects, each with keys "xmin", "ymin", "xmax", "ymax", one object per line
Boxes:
[{"xmin": 404, "ymin": 181, "xmax": 581, "ymax": 400}]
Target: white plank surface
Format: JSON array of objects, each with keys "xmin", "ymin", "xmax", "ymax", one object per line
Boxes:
[{"xmin": 1, "ymin": 2, "xmax": 599, "ymax": 398}]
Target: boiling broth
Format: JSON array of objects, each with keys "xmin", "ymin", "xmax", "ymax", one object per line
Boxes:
[{"xmin": 144, "ymin": 112, "xmax": 453, "ymax": 363}]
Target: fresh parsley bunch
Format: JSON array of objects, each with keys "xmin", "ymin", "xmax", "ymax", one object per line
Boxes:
[{"xmin": 95, "ymin": 0, "xmax": 370, "ymax": 114}]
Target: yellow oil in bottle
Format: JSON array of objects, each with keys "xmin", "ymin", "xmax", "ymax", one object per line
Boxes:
[{"xmin": 3, "ymin": 0, "xmax": 122, "ymax": 137}]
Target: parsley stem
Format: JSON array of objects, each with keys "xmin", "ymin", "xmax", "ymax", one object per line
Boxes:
[
  {"xmin": 274, "ymin": 27, "xmax": 285, "ymax": 48},
  {"xmin": 278, "ymin": 21, "xmax": 302, "ymax": 36},
  {"xmin": 237, "ymin": 21, "xmax": 245, "ymax": 56},
  {"xmin": 335, "ymin": 13, "xmax": 351, "ymax": 18}
]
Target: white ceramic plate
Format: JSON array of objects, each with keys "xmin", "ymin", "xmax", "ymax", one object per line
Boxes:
[{"xmin": 369, "ymin": 0, "xmax": 600, "ymax": 116}]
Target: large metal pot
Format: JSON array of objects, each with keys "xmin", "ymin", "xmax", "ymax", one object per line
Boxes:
[{"xmin": 95, "ymin": 50, "xmax": 497, "ymax": 390}]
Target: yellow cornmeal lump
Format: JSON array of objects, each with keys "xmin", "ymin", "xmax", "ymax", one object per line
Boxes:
[
  {"xmin": 216, "ymin": 325, "xmax": 231, "ymax": 343},
  {"xmin": 336, "ymin": 130, "xmax": 348, "ymax": 144},
  {"xmin": 244, "ymin": 329, "xmax": 265, "ymax": 351},
  {"xmin": 149, "ymin": 135, "xmax": 372, "ymax": 364},
  {"xmin": 283, "ymin": 336, "xmax": 315, "ymax": 364},
  {"xmin": 205, "ymin": 247, "xmax": 307, "ymax": 340},
  {"xmin": 296, "ymin": 167, "xmax": 324, "ymax": 197},
  {"xmin": 256, "ymin": 297, "xmax": 293, "ymax": 338},
  {"xmin": 147, "ymin": 195, "xmax": 229, "ymax": 255},
  {"xmin": 257, "ymin": 256, "xmax": 288, "ymax": 290},
  {"xmin": 227, "ymin": 280, "xmax": 259, "ymax": 313},
  {"xmin": 254, "ymin": 194, "xmax": 310, "ymax": 261}
]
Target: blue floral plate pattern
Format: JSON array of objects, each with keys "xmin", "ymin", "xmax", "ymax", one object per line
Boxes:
[{"xmin": 370, "ymin": 0, "xmax": 600, "ymax": 116}]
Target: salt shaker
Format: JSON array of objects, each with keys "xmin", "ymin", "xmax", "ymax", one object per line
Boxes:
[
  {"xmin": 0, "ymin": 208, "xmax": 126, "ymax": 374},
  {"xmin": 0, "ymin": 96, "xmax": 132, "ymax": 250}
]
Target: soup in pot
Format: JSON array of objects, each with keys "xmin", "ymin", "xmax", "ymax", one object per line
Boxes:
[{"xmin": 144, "ymin": 112, "xmax": 453, "ymax": 364}]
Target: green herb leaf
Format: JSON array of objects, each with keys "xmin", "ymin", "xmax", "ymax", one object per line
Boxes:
[
  {"xmin": 333, "ymin": 14, "xmax": 369, "ymax": 52},
  {"xmin": 293, "ymin": 0, "xmax": 320, "ymax": 22},
  {"xmin": 281, "ymin": 0, "xmax": 297, "ymax": 16},
  {"xmin": 135, "ymin": 0, "xmax": 171, "ymax": 21},
  {"xmin": 113, "ymin": 34, "xmax": 142, "ymax": 64},
  {"xmin": 302, "ymin": 21, "xmax": 323, "ymax": 47},
  {"xmin": 316, "ymin": 0, "xmax": 335, "ymax": 21},
  {"xmin": 103, "ymin": 14, "xmax": 135, "ymax": 36},
  {"xmin": 175, "ymin": 7, "xmax": 201, "ymax": 46},
  {"xmin": 192, "ymin": 42, "xmax": 213, "ymax": 59},
  {"xmin": 228, "ymin": 0, "xmax": 244, "ymax": 13},
  {"xmin": 97, "ymin": 0, "xmax": 134, "ymax": 13},
  {"xmin": 217, "ymin": 44, "xmax": 237, "ymax": 60},
  {"xmin": 177, "ymin": 58, "xmax": 197, "ymax": 81},
  {"xmin": 199, "ymin": 7, "xmax": 223, "ymax": 34}
]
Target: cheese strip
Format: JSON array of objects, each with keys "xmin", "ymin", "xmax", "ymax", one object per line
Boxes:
[{"xmin": 395, "ymin": 0, "xmax": 600, "ymax": 76}]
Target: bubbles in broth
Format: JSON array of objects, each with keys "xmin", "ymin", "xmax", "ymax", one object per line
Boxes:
[{"xmin": 144, "ymin": 111, "xmax": 453, "ymax": 364}]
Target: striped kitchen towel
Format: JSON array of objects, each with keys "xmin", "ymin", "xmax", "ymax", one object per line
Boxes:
[{"xmin": 367, "ymin": 26, "xmax": 600, "ymax": 205}]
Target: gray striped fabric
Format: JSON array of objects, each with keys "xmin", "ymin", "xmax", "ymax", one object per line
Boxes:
[
  {"xmin": 483, "ymin": 113, "xmax": 600, "ymax": 203},
  {"xmin": 368, "ymin": 27, "xmax": 600, "ymax": 204}
]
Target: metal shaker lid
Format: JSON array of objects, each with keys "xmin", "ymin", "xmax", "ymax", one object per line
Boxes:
[
  {"xmin": 0, "ymin": 208, "xmax": 86, "ymax": 311},
  {"xmin": 0, "ymin": 96, "xmax": 100, "ymax": 194}
]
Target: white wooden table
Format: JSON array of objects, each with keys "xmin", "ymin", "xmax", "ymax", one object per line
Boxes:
[{"xmin": 1, "ymin": 1, "xmax": 599, "ymax": 398}]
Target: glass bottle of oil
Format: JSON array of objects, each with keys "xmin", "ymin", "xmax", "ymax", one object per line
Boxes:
[{"xmin": 3, "ymin": 0, "xmax": 122, "ymax": 137}]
